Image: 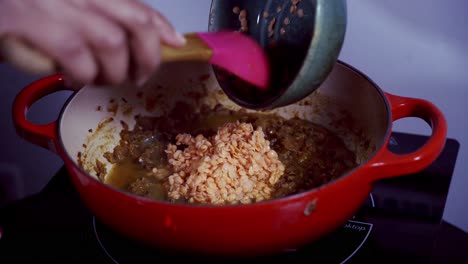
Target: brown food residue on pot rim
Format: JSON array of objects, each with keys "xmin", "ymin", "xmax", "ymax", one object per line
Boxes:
[
  {"xmin": 94, "ymin": 159, "xmax": 107, "ymax": 181},
  {"xmin": 122, "ymin": 105, "xmax": 133, "ymax": 116},
  {"xmin": 107, "ymin": 101, "xmax": 119, "ymax": 115}
]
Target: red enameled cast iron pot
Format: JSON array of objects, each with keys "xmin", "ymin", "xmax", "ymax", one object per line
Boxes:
[{"xmin": 12, "ymin": 61, "xmax": 447, "ymax": 256}]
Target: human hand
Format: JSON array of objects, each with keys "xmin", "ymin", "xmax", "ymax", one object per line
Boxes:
[{"xmin": 0, "ymin": 0, "xmax": 186, "ymax": 86}]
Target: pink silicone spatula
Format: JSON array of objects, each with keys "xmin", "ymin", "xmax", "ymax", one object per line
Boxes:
[{"xmin": 0, "ymin": 31, "xmax": 269, "ymax": 89}]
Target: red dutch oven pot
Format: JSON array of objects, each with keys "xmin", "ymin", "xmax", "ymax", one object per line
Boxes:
[{"xmin": 12, "ymin": 61, "xmax": 447, "ymax": 256}]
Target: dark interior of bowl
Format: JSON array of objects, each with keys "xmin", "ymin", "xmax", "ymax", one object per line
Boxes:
[{"xmin": 209, "ymin": 0, "xmax": 316, "ymax": 108}]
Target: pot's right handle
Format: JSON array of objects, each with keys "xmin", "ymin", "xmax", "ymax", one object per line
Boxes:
[
  {"xmin": 365, "ymin": 92, "xmax": 447, "ymax": 181},
  {"xmin": 12, "ymin": 74, "xmax": 72, "ymax": 153}
]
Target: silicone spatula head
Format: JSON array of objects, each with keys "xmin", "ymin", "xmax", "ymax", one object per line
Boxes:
[{"xmin": 196, "ymin": 31, "xmax": 269, "ymax": 89}]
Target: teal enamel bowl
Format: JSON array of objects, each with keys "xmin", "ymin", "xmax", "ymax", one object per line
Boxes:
[{"xmin": 209, "ymin": 0, "xmax": 347, "ymax": 109}]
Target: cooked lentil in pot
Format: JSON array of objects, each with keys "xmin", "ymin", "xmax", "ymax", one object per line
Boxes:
[{"xmin": 102, "ymin": 104, "xmax": 357, "ymax": 205}]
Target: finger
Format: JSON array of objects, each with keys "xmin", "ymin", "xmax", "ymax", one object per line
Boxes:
[
  {"xmin": 90, "ymin": 0, "xmax": 185, "ymax": 47},
  {"xmin": 8, "ymin": 16, "xmax": 98, "ymax": 84},
  {"xmin": 86, "ymin": 0, "xmax": 165, "ymax": 84},
  {"xmin": 127, "ymin": 0, "xmax": 186, "ymax": 47},
  {"xmin": 57, "ymin": 1, "xmax": 129, "ymax": 85},
  {"xmin": 150, "ymin": 9, "xmax": 186, "ymax": 47}
]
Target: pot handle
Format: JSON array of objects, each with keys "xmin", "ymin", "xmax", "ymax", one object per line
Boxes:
[
  {"xmin": 365, "ymin": 92, "xmax": 447, "ymax": 181},
  {"xmin": 12, "ymin": 74, "xmax": 72, "ymax": 153}
]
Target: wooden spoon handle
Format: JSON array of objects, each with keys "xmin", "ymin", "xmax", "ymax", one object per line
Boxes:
[
  {"xmin": 0, "ymin": 36, "xmax": 57, "ymax": 75},
  {"xmin": 161, "ymin": 33, "xmax": 213, "ymax": 62},
  {"xmin": 0, "ymin": 33, "xmax": 213, "ymax": 76}
]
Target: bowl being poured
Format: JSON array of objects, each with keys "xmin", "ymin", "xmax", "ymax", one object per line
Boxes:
[{"xmin": 209, "ymin": 0, "xmax": 347, "ymax": 110}]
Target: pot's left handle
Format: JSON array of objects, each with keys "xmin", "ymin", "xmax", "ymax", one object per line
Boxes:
[
  {"xmin": 12, "ymin": 74, "xmax": 72, "ymax": 153},
  {"xmin": 364, "ymin": 92, "xmax": 448, "ymax": 181}
]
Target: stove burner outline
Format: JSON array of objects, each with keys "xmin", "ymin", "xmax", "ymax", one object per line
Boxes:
[
  {"xmin": 340, "ymin": 220, "xmax": 373, "ymax": 264},
  {"xmin": 93, "ymin": 194, "xmax": 375, "ymax": 263},
  {"xmin": 93, "ymin": 217, "xmax": 119, "ymax": 264}
]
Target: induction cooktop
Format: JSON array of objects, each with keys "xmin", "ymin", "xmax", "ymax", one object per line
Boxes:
[{"xmin": 0, "ymin": 132, "xmax": 465, "ymax": 263}]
